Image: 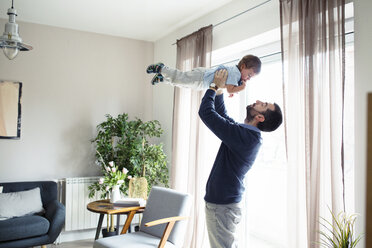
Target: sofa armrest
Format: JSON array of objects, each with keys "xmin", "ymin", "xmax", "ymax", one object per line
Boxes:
[{"xmin": 44, "ymin": 200, "xmax": 65, "ymax": 241}]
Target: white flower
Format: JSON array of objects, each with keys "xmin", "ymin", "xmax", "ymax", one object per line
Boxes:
[
  {"xmin": 105, "ymin": 166, "xmax": 111, "ymax": 172},
  {"xmin": 112, "ymin": 167, "xmax": 116, "ymax": 173},
  {"xmin": 99, "ymin": 178, "xmax": 104, "ymax": 184},
  {"xmin": 122, "ymin": 167, "xmax": 128, "ymax": 174},
  {"xmin": 109, "ymin": 161, "xmax": 114, "ymax": 167},
  {"xmin": 106, "ymin": 186, "xmax": 110, "ymax": 191},
  {"xmin": 118, "ymin": 180, "xmax": 124, "ymax": 184},
  {"xmin": 127, "ymin": 175, "xmax": 132, "ymax": 180}
]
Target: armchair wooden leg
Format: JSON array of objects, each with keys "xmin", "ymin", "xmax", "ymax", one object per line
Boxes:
[
  {"xmin": 158, "ymin": 221, "xmax": 176, "ymax": 248},
  {"xmin": 144, "ymin": 216, "xmax": 189, "ymax": 248}
]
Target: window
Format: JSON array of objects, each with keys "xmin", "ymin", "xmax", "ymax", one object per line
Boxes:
[
  {"xmin": 210, "ymin": 7, "xmax": 354, "ymax": 245},
  {"xmin": 243, "ymin": 57, "xmax": 287, "ymax": 247},
  {"xmin": 212, "ymin": 40, "xmax": 288, "ymax": 247}
]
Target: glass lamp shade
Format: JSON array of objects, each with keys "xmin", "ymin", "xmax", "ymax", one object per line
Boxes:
[
  {"xmin": 3, "ymin": 46, "xmax": 19, "ymax": 60},
  {"xmin": 0, "ymin": 6, "xmax": 33, "ymax": 60}
]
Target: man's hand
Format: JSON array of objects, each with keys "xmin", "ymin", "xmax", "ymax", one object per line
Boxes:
[{"xmin": 213, "ymin": 69, "xmax": 228, "ymax": 89}]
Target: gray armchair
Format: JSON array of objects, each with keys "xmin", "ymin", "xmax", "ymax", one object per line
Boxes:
[
  {"xmin": 0, "ymin": 181, "xmax": 65, "ymax": 248},
  {"xmin": 94, "ymin": 186, "xmax": 192, "ymax": 248}
]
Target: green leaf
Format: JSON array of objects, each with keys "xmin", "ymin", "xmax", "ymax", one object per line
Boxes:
[
  {"xmin": 89, "ymin": 113, "xmax": 169, "ymax": 198},
  {"xmin": 317, "ymin": 207, "xmax": 363, "ymax": 248}
]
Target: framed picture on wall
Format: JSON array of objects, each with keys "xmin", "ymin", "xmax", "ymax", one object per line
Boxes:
[{"xmin": 0, "ymin": 81, "xmax": 22, "ymax": 139}]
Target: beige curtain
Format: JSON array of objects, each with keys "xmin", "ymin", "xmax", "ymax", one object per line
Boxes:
[
  {"xmin": 170, "ymin": 25, "xmax": 213, "ymax": 248},
  {"xmin": 280, "ymin": 0, "xmax": 345, "ymax": 247}
]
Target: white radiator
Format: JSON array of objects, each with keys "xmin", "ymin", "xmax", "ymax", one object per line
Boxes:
[{"xmin": 61, "ymin": 177, "xmax": 103, "ymax": 231}]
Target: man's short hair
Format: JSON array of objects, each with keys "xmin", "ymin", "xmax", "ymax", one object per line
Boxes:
[
  {"xmin": 238, "ymin": 55, "xmax": 262, "ymax": 74},
  {"xmin": 257, "ymin": 103, "xmax": 283, "ymax": 132}
]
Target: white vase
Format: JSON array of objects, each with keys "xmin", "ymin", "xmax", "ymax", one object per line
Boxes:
[{"xmin": 110, "ymin": 185, "xmax": 121, "ymax": 203}]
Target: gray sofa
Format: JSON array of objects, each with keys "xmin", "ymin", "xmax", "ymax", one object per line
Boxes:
[{"xmin": 0, "ymin": 181, "xmax": 65, "ymax": 248}]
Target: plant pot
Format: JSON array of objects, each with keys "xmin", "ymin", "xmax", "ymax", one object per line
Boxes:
[
  {"xmin": 102, "ymin": 228, "xmax": 117, "ymax": 237},
  {"xmin": 128, "ymin": 177, "xmax": 148, "ymax": 199}
]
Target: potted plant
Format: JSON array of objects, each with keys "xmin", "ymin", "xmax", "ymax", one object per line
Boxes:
[
  {"xmin": 89, "ymin": 154, "xmax": 129, "ymax": 201},
  {"xmin": 88, "ymin": 113, "xmax": 169, "ymax": 199},
  {"xmin": 318, "ymin": 208, "xmax": 363, "ymax": 248},
  {"xmin": 89, "ymin": 157, "xmax": 130, "ymax": 237}
]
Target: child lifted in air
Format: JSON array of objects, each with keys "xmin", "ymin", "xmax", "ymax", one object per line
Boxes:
[{"xmin": 146, "ymin": 55, "xmax": 261, "ymax": 97}]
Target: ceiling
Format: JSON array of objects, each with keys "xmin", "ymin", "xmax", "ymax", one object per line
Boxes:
[{"xmin": 0, "ymin": 0, "xmax": 233, "ymax": 42}]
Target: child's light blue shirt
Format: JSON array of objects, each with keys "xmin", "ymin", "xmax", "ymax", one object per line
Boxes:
[{"xmin": 203, "ymin": 65, "xmax": 241, "ymax": 89}]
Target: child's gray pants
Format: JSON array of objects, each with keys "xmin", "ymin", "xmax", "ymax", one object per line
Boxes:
[{"xmin": 161, "ymin": 66, "xmax": 208, "ymax": 90}]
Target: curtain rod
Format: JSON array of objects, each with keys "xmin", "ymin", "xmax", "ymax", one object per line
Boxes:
[
  {"xmin": 172, "ymin": 0, "xmax": 273, "ymax": 45},
  {"xmin": 214, "ymin": 0, "xmax": 272, "ymax": 28}
]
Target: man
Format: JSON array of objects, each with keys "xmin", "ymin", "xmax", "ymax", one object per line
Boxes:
[{"xmin": 198, "ymin": 70, "xmax": 283, "ymax": 247}]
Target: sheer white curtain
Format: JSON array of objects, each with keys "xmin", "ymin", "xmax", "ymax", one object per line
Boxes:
[
  {"xmin": 170, "ymin": 25, "xmax": 215, "ymax": 248},
  {"xmin": 280, "ymin": 0, "xmax": 346, "ymax": 247}
]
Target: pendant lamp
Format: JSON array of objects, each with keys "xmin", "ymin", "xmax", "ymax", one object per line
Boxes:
[{"xmin": 0, "ymin": 0, "xmax": 33, "ymax": 60}]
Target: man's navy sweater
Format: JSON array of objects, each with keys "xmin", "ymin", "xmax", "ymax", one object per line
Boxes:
[{"xmin": 198, "ymin": 90, "xmax": 262, "ymax": 204}]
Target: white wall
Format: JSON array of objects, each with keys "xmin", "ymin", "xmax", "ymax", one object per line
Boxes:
[
  {"xmin": 0, "ymin": 21, "xmax": 154, "ymax": 182},
  {"xmin": 354, "ymin": 0, "xmax": 372, "ymax": 247},
  {"xmin": 153, "ymin": 0, "xmax": 280, "ymax": 161}
]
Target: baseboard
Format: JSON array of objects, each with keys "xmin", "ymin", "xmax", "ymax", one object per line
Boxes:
[{"xmin": 58, "ymin": 229, "xmax": 97, "ymax": 243}]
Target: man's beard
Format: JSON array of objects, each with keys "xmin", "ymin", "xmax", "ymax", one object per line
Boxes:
[{"xmin": 246, "ymin": 105, "xmax": 256, "ymax": 122}]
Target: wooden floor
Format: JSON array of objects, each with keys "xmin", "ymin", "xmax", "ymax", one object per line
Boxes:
[
  {"xmin": 49, "ymin": 236, "xmax": 282, "ymax": 248},
  {"xmin": 48, "ymin": 239, "xmax": 94, "ymax": 248},
  {"xmin": 44, "ymin": 235, "xmax": 278, "ymax": 248}
]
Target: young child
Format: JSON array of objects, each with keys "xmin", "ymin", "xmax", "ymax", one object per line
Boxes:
[{"xmin": 146, "ymin": 55, "xmax": 261, "ymax": 97}]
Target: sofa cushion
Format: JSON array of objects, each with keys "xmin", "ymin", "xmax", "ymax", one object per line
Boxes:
[
  {"xmin": 0, "ymin": 181, "xmax": 57, "ymax": 207},
  {"xmin": 0, "ymin": 215, "xmax": 50, "ymax": 242},
  {"xmin": 0, "ymin": 187, "xmax": 44, "ymax": 220}
]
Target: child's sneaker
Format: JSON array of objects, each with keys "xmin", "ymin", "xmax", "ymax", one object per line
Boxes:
[
  {"xmin": 151, "ymin": 73, "xmax": 164, "ymax": 85},
  {"xmin": 146, "ymin": 63, "xmax": 164, "ymax": 74}
]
